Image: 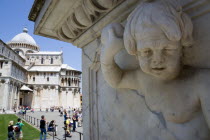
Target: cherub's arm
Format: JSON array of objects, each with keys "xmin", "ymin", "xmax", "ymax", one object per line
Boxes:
[
  {"xmin": 200, "ymin": 91, "xmax": 210, "ymax": 129},
  {"xmin": 100, "ymin": 23, "xmax": 139, "ymax": 89}
]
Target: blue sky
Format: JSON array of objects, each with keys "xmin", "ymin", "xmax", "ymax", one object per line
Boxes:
[{"xmin": 0, "ymin": 0, "xmax": 81, "ymax": 71}]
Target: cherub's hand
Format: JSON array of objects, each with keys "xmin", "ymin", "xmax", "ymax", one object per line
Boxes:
[{"xmin": 101, "ymin": 23, "xmax": 125, "ymax": 63}]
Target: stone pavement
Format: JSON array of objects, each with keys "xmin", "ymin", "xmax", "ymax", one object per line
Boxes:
[{"xmin": 27, "ymin": 111, "xmax": 83, "ymax": 140}]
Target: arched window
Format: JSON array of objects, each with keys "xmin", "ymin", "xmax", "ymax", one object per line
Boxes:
[
  {"xmin": 33, "ymin": 77, "xmax": 35, "ymax": 82},
  {"xmin": 51, "ymin": 58, "xmax": 53, "ymax": 64},
  {"xmin": 47, "ymin": 77, "xmax": 49, "ymax": 81},
  {"xmin": 41, "ymin": 58, "xmax": 44, "ymax": 64},
  {"xmin": 15, "ymin": 50, "xmax": 20, "ymax": 54},
  {"xmin": 0, "ymin": 62, "xmax": 3, "ymax": 69},
  {"xmin": 68, "ymin": 78, "xmax": 71, "ymax": 86},
  {"xmin": 2, "ymin": 47, "xmax": 4, "ymax": 53}
]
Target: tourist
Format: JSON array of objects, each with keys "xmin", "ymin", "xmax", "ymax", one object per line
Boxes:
[
  {"xmin": 40, "ymin": 115, "xmax": 47, "ymax": 140},
  {"xmin": 31, "ymin": 108, "xmax": 34, "ymax": 113},
  {"xmin": 14, "ymin": 118, "xmax": 24, "ymax": 140},
  {"xmin": 24, "ymin": 109, "xmax": 26, "ymax": 115},
  {"xmin": 72, "ymin": 114, "xmax": 77, "ymax": 132},
  {"xmin": 68, "ymin": 109, "xmax": 71, "ymax": 115},
  {"xmin": 65, "ymin": 116, "xmax": 72, "ymax": 137},
  {"xmin": 78, "ymin": 111, "xmax": 82, "ymax": 127},
  {"xmin": 8, "ymin": 121, "xmax": 15, "ymax": 140},
  {"xmin": 60, "ymin": 111, "xmax": 63, "ymax": 117},
  {"xmin": 21, "ymin": 109, "xmax": 24, "ymax": 115},
  {"xmin": 48, "ymin": 120, "xmax": 55, "ymax": 131},
  {"xmin": 63, "ymin": 109, "xmax": 67, "ymax": 121}
]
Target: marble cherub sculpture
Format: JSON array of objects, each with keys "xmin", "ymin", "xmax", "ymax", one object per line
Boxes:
[{"xmin": 100, "ymin": 0, "xmax": 210, "ymax": 132}]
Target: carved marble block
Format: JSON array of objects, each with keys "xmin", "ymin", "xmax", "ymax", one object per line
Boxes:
[{"xmin": 101, "ymin": 0, "xmax": 210, "ymax": 139}]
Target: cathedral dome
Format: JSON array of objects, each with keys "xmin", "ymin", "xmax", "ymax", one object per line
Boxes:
[
  {"xmin": 7, "ymin": 27, "xmax": 40, "ymax": 54},
  {"xmin": 10, "ymin": 27, "xmax": 37, "ymax": 46}
]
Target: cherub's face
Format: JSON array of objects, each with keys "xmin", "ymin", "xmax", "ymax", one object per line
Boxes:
[{"xmin": 136, "ymin": 37, "xmax": 182, "ymax": 80}]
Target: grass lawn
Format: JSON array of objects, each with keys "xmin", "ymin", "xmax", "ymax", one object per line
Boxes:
[{"xmin": 0, "ymin": 114, "xmax": 40, "ymax": 140}]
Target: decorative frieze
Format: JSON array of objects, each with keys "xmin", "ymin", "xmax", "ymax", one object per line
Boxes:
[
  {"xmin": 57, "ymin": 0, "xmax": 125, "ymax": 42},
  {"xmin": 28, "ymin": 0, "xmax": 46, "ymax": 22}
]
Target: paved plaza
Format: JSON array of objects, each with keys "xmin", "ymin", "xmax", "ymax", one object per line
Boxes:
[{"xmin": 27, "ymin": 111, "xmax": 83, "ymax": 140}]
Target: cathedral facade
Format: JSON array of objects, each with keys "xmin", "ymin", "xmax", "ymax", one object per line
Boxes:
[{"xmin": 0, "ymin": 28, "xmax": 81, "ymax": 110}]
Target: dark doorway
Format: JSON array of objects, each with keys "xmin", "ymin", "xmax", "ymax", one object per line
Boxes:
[{"xmin": 19, "ymin": 98, "xmax": 22, "ymax": 106}]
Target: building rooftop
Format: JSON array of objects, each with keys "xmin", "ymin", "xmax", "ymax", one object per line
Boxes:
[
  {"xmin": 26, "ymin": 64, "xmax": 78, "ymax": 72},
  {"xmin": 27, "ymin": 66, "xmax": 61, "ymax": 72},
  {"xmin": 27, "ymin": 51, "xmax": 62, "ymax": 55},
  {"xmin": 61, "ymin": 64, "xmax": 76, "ymax": 70}
]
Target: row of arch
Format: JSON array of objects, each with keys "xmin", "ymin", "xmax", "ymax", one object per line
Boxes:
[
  {"xmin": 41, "ymin": 58, "xmax": 54, "ymax": 64},
  {"xmin": 14, "ymin": 49, "xmax": 35, "ymax": 55},
  {"xmin": 9, "ymin": 43, "xmax": 39, "ymax": 51},
  {"xmin": 0, "ymin": 78, "xmax": 23, "ymax": 89},
  {"xmin": 29, "ymin": 85, "xmax": 80, "ymax": 93},
  {"xmin": 65, "ymin": 71, "xmax": 79, "ymax": 76},
  {"xmin": 0, "ymin": 44, "xmax": 25, "ymax": 66},
  {"xmin": 61, "ymin": 78, "xmax": 80, "ymax": 87}
]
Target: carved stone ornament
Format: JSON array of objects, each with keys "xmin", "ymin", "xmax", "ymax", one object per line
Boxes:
[
  {"xmin": 28, "ymin": 0, "xmax": 46, "ymax": 21},
  {"xmin": 57, "ymin": 0, "xmax": 124, "ymax": 42},
  {"xmin": 101, "ymin": 0, "xmax": 210, "ymax": 139}
]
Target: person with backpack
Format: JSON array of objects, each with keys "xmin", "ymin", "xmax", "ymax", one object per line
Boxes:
[
  {"xmin": 14, "ymin": 118, "xmax": 24, "ymax": 140},
  {"xmin": 8, "ymin": 121, "xmax": 15, "ymax": 140},
  {"xmin": 40, "ymin": 115, "xmax": 47, "ymax": 140}
]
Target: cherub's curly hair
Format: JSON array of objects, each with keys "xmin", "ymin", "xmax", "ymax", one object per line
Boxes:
[{"xmin": 124, "ymin": 0, "xmax": 193, "ymax": 55}]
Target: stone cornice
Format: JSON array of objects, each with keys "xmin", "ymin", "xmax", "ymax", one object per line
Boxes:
[
  {"xmin": 30, "ymin": 0, "xmax": 210, "ymax": 48},
  {"xmin": 28, "ymin": 0, "xmax": 46, "ymax": 22},
  {"xmin": 30, "ymin": 0, "xmax": 138, "ymax": 48},
  {"xmin": 57, "ymin": 0, "xmax": 125, "ymax": 43}
]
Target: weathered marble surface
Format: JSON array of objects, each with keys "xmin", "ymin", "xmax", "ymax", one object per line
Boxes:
[{"xmin": 29, "ymin": 0, "xmax": 210, "ymax": 140}]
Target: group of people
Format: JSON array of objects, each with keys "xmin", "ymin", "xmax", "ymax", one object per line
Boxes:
[
  {"xmin": 7, "ymin": 118, "xmax": 24, "ymax": 140},
  {"xmin": 40, "ymin": 115, "xmax": 56, "ymax": 140},
  {"xmin": 16, "ymin": 106, "xmax": 35, "ymax": 115},
  {"xmin": 62, "ymin": 108, "xmax": 82, "ymax": 137},
  {"xmin": 7, "ymin": 116, "xmax": 56, "ymax": 140},
  {"xmin": 7, "ymin": 107, "xmax": 82, "ymax": 140}
]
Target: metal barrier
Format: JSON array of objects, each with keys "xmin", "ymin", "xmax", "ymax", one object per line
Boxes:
[{"xmin": 75, "ymin": 131, "xmax": 83, "ymax": 140}]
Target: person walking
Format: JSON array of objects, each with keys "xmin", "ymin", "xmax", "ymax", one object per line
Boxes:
[
  {"xmin": 14, "ymin": 118, "xmax": 24, "ymax": 140},
  {"xmin": 63, "ymin": 109, "xmax": 67, "ymax": 121},
  {"xmin": 40, "ymin": 115, "xmax": 47, "ymax": 140},
  {"xmin": 8, "ymin": 121, "xmax": 15, "ymax": 140},
  {"xmin": 78, "ymin": 111, "xmax": 82, "ymax": 127},
  {"xmin": 72, "ymin": 114, "xmax": 77, "ymax": 132},
  {"xmin": 24, "ymin": 109, "xmax": 26, "ymax": 115}
]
